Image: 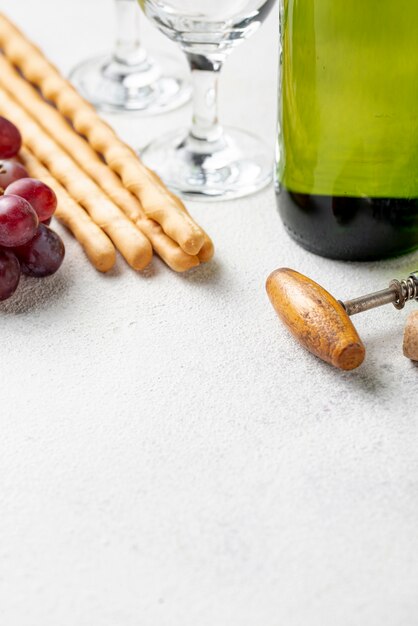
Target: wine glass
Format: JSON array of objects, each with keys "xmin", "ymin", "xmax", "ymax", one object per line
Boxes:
[
  {"xmin": 69, "ymin": 0, "xmax": 191, "ymax": 114},
  {"xmin": 139, "ymin": 0, "xmax": 276, "ymax": 201}
]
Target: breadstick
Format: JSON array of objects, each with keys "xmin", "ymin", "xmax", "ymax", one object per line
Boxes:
[
  {"xmin": 165, "ymin": 187, "xmax": 214, "ymax": 263},
  {"xmin": 0, "ymin": 89, "xmax": 153, "ymax": 271},
  {"xmin": 20, "ymin": 148, "xmax": 116, "ymax": 273},
  {"xmin": 0, "ymin": 55, "xmax": 205, "ymax": 272},
  {"xmin": 0, "ymin": 13, "xmax": 208, "ymax": 257}
]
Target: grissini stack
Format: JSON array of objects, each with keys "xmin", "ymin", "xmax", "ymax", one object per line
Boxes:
[
  {"xmin": 0, "ymin": 88, "xmax": 153, "ymax": 271},
  {"xmin": 0, "ymin": 56, "xmax": 208, "ymax": 272},
  {"xmin": 0, "ymin": 12, "xmax": 213, "ymax": 262},
  {"xmin": 20, "ymin": 148, "xmax": 117, "ymax": 273}
]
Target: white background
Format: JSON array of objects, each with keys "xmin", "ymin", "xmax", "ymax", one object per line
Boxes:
[{"xmin": 1, "ymin": 1, "xmax": 418, "ymax": 625}]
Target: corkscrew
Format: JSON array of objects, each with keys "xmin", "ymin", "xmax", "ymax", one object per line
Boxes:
[{"xmin": 266, "ymin": 268, "xmax": 418, "ymax": 371}]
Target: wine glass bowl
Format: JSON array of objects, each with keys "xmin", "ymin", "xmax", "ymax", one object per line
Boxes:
[
  {"xmin": 139, "ymin": 0, "xmax": 276, "ymax": 201},
  {"xmin": 142, "ymin": 0, "xmax": 273, "ymax": 47}
]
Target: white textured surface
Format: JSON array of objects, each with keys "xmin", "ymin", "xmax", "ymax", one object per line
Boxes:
[{"xmin": 1, "ymin": 1, "xmax": 418, "ymax": 625}]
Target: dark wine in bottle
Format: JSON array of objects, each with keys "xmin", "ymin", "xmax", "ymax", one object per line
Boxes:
[{"xmin": 276, "ymin": 1, "xmax": 418, "ymax": 260}]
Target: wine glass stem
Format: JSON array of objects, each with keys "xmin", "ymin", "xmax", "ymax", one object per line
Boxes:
[
  {"xmin": 186, "ymin": 54, "xmax": 224, "ymax": 144},
  {"xmin": 113, "ymin": 0, "xmax": 146, "ymax": 66}
]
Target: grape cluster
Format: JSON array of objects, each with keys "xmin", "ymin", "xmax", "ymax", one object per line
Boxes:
[{"xmin": 0, "ymin": 116, "xmax": 65, "ymax": 301}]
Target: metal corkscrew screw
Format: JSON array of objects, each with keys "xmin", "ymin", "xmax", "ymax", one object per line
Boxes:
[
  {"xmin": 342, "ymin": 271, "xmax": 418, "ymax": 315},
  {"xmin": 266, "ymin": 269, "xmax": 418, "ymax": 371}
]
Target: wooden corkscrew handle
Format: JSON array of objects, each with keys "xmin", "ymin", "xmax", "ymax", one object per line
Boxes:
[{"xmin": 266, "ymin": 268, "xmax": 366, "ymax": 371}]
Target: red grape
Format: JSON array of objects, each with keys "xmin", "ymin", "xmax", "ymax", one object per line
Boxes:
[
  {"xmin": 5, "ymin": 178, "xmax": 57, "ymax": 222},
  {"xmin": 0, "ymin": 160, "xmax": 29, "ymax": 191},
  {"xmin": 0, "ymin": 248, "xmax": 21, "ymax": 301},
  {"xmin": 0, "ymin": 116, "xmax": 22, "ymax": 159},
  {"xmin": 14, "ymin": 224, "xmax": 65, "ymax": 277},
  {"xmin": 0, "ymin": 195, "xmax": 39, "ymax": 247}
]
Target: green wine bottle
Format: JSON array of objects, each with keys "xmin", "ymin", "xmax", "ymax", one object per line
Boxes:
[{"xmin": 276, "ymin": 0, "xmax": 418, "ymax": 260}]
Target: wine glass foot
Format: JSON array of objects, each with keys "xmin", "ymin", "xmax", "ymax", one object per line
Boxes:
[
  {"xmin": 140, "ymin": 127, "xmax": 273, "ymax": 201},
  {"xmin": 69, "ymin": 53, "xmax": 191, "ymax": 115}
]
